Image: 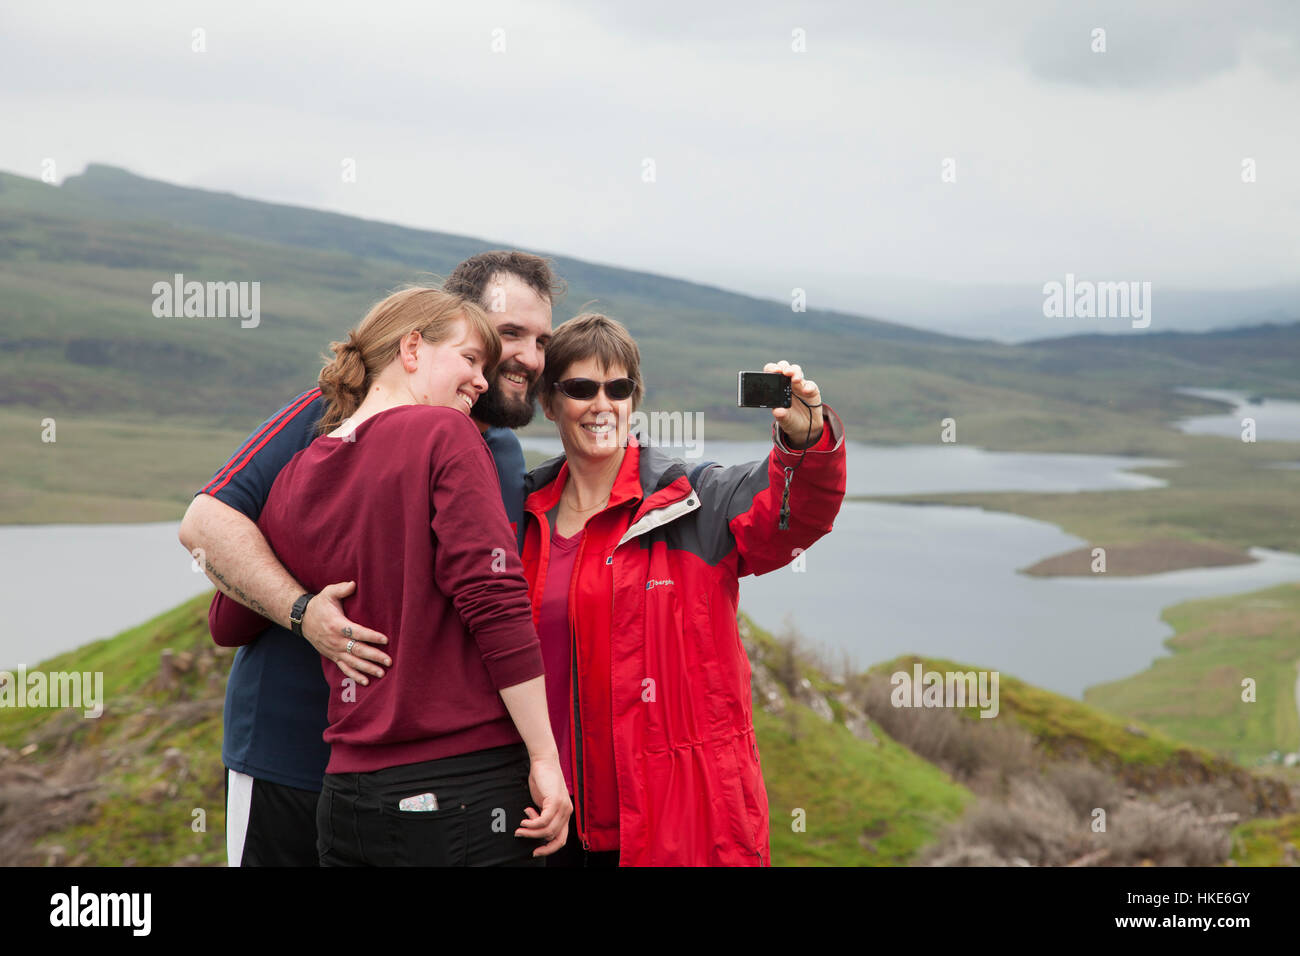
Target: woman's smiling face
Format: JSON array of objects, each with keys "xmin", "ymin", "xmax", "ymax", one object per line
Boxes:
[
  {"xmin": 409, "ymin": 318, "xmax": 490, "ymax": 415},
  {"xmin": 544, "ymin": 355, "xmax": 633, "ymax": 461}
]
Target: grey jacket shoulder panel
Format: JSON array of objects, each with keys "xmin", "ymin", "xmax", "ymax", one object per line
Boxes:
[
  {"xmin": 635, "ymin": 442, "xmax": 773, "ymax": 566},
  {"xmin": 684, "ymin": 457, "xmax": 773, "ymax": 565},
  {"xmin": 522, "ymin": 438, "xmax": 774, "ymax": 567}
]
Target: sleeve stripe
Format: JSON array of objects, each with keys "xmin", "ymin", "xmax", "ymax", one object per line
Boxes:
[{"xmin": 200, "ymin": 388, "xmax": 323, "ymax": 497}]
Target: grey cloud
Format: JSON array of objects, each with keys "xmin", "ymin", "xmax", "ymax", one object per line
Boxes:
[
  {"xmin": 1023, "ymin": 0, "xmax": 1300, "ymax": 89},
  {"xmin": 581, "ymin": 0, "xmax": 1300, "ymax": 89}
]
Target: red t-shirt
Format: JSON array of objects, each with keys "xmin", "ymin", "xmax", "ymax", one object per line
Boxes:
[{"xmin": 537, "ymin": 526, "xmax": 582, "ymax": 794}]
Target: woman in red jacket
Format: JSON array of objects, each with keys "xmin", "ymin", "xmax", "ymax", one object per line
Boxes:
[{"xmin": 521, "ymin": 312, "xmax": 847, "ymax": 866}]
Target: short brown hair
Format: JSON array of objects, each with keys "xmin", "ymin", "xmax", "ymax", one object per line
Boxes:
[
  {"xmin": 444, "ymin": 250, "xmax": 565, "ymax": 309},
  {"xmin": 540, "ymin": 312, "xmax": 644, "ymax": 412},
  {"xmin": 316, "ymin": 287, "xmax": 500, "ymax": 434}
]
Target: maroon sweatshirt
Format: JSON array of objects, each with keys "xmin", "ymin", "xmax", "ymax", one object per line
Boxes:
[{"xmin": 208, "ymin": 404, "xmax": 545, "ymax": 774}]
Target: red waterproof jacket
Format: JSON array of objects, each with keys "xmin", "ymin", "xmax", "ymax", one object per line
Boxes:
[{"xmin": 520, "ymin": 407, "xmax": 847, "ymax": 865}]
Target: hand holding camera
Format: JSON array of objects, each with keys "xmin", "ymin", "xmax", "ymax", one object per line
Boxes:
[{"xmin": 738, "ymin": 361, "xmax": 824, "ymax": 449}]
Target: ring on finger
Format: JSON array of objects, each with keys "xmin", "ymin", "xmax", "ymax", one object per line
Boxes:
[{"xmin": 345, "ymin": 638, "xmax": 356, "ymax": 654}]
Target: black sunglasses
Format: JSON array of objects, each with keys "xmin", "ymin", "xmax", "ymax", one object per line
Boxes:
[{"xmin": 553, "ymin": 377, "xmax": 637, "ymax": 401}]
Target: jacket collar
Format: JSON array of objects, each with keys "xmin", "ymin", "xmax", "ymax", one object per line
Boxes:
[{"xmin": 524, "ymin": 432, "xmax": 694, "ymax": 525}]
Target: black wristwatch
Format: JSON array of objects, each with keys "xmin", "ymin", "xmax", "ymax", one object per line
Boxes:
[{"xmin": 289, "ymin": 592, "xmax": 315, "ymax": 637}]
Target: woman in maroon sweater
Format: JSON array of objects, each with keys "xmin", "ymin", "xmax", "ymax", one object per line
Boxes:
[{"xmin": 209, "ymin": 287, "xmax": 569, "ymax": 865}]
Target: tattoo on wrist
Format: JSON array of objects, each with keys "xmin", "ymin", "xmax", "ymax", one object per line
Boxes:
[{"xmin": 205, "ymin": 558, "xmax": 275, "ymax": 621}]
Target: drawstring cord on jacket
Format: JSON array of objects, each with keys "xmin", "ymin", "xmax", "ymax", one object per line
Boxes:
[{"xmin": 778, "ymin": 394, "xmax": 823, "ymax": 531}]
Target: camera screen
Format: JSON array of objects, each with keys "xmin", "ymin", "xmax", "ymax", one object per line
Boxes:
[{"xmin": 738, "ymin": 371, "xmax": 791, "ymax": 408}]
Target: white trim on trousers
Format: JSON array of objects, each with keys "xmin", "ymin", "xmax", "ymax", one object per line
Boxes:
[{"xmin": 226, "ymin": 768, "xmax": 254, "ymax": 867}]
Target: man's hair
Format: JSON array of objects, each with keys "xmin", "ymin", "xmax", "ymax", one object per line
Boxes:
[{"xmin": 444, "ymin": 250, "xmax": 565, "ymax": 309}]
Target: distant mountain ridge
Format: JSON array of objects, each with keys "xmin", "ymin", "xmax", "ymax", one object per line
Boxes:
[
  {"xmin": 58, "ymin": 164, "xmax": 962, "ymax": 346},
  {"xmin": 1, "ymin": 163, "xmax": 1298, "ymax": 443},
  {"xmin": 810, "ymin": 273, "xmax": 1300, "ymax": 345}
]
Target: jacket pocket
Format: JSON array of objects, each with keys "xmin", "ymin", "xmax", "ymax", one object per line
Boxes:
[
  {"xmin": 713, "ymin": 738, "xmax": 761, "ymax": 860},
  {"xmin": 734, "ymin": 735, "xmax": 769, "ymax": 865},
  {"xmin": 315, "ymin": 788, "xmax": 334, "ymax": 861}
]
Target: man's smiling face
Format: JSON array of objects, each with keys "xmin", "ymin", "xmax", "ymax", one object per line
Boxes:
[{"xmin": 471, "ymin": 272, "xmax": 553, "ymax": 429}]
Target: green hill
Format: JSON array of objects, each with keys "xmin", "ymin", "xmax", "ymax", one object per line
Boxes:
[
  {"xmin": 1085, "ymin": 582, "xmax": 1300, "ymax": 765},
  {"xmin": 4, "ymin": 162, "xmax": 1300, "ymax": 542},
  {"xmin": 4, "ymin": 163, "xmax": 1299, "ymax": 443},
  {"xmin": 847, "ymin": 652, "xmax": 1296, "ymax": 866},
  {"xmin": 0, "ymin": 597, "xmax": 972, "ymax": 867},
  {"xmin": 3, "ymin": 592, "xmax": 1295, "ymax": 867}
]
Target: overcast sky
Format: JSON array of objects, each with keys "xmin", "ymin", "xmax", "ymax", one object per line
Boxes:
[{"xmin": 2, "ymin": 0, "xmax": 1297, "ymax": 337}]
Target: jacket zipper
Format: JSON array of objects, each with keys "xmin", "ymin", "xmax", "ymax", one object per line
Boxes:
[
  {"xmin": 571, "ymin": 624, "xmax": 589, "ymax": 851},
  {"xmin": 570, "ymin": 531, "xmax": 590, "ymax": 852},
  {"xmin": 550, "ymin": 473, "xmax": 700, "ymax": 859}
]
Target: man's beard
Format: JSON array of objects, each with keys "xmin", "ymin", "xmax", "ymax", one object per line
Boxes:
[{"xmin": 472, "ymin": 368, "xmax": 538, "ymax": 429}]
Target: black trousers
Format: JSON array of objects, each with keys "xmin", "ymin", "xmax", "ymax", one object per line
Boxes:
[
  {"xmin": 224, "ymin": 767, "xmax": 320, "ymax": 867},
  {"xmin": 317, "ymin": 743, "xmax": 544, "ymax": 867}
]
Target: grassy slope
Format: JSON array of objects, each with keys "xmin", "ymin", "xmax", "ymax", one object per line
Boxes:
[
  {"xmin": 865, "ymin": 650, "xmax": 1299, "ymax": 863},
  {"xmin": 1085, "ymin": 582, "xmax": 1300, "ymax": 764},
  {"xmin": 741, "ymin": 623, "xmax": 972, "ymax": 865},
  {"xmin": 0, "ymin": 596, "xmax": 229, "ymax": 865},
  {"xmin": 1233, "ymin": 815, "xmax": 1300, "ymax": 866},
  {"xmin": 870, "ymin": 654, "xmax": 1270, "ymax": 785},
  {"xmin": 6, "ymin": 591, "xmax": 1295, "ymax": 866},
  {"xmin": 0, "ymin": 406, "xmax": 252, "ymax": 524},
  {"xmin": 757, "ymin": 704, "xmax": 970, "ymax": 866},
  {"xmin": 0, "ymin": 598, "xmax": 972, "ymax": 866}
]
